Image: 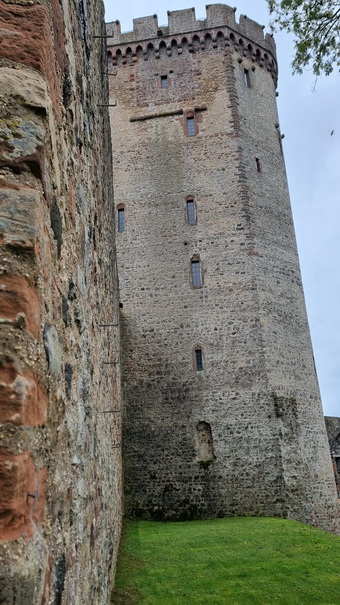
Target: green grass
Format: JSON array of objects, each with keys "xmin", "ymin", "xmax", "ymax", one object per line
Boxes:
[{"xmin": 112, "ymin": 517, "xmax": 340, "ymax": 605}]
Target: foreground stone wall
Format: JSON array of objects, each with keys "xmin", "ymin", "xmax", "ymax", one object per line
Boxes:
[
  {"xmin": 107, "ymin": 5, "xmax": 339, "ymax": 532},
  {"xmin": 0, "ymin": 0, "xmax": 122, "ymax": 602}
]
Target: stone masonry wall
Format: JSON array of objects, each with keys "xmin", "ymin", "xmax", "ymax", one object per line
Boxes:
[
  {"xmin": 0, "ymin": 0, "xmax": 122, "ymax": 603},
  {"xmin": 108, "ymin": 5, "xmax": 339, "ymax": 532},
  {"xmin": 325, "ymin": 417, "xmax": 340, "ymax": 499}
]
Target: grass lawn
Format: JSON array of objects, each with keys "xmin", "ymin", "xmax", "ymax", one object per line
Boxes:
[{"xmin": 112, "ymin": 517, "xmax": 340, "ymax": 604}]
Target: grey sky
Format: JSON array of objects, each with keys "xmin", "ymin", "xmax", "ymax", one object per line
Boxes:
[{"xmin": 104, "ymin": 1, "xmax": 340, "ymax": 416}]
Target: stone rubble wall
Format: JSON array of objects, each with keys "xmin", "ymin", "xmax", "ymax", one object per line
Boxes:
[
  {"xmin": 0, "ymin": 0, "xmax": 122, "ymax": 603},
  {"xmin": 108, "ymin": 4, "xmax": 339, "ymax": 533},
  {"xmin": 325, "ymin": 417, "xmax": 340, "ymax": 445},
  {"xmin": 325, "ymin": 417, "xmax": 340, "ymax": 498}
]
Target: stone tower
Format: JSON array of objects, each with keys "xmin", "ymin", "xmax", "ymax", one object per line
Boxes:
[{"xmin": 107, "ymin": 5, "xmax": 338, "ymax": 531}]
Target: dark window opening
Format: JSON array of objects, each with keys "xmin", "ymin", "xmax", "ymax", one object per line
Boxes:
[
  {"xmin": 244, "ymin": 69, "xmax": 251, "ymax": 88},
  {"xmin": 256, "ymin": 158, "xmax": 261, "ymax": 173},
  {"xmin": 117, "ymin": 207, "xmax": 125, "ymax": 232},
  {"xmin": 191, "ymin": 259, "xmax": 202, "ymax": 288},
  {"xmin": 161, "ymin": 75, "xmax": 168, "ymax": 88},
  {"xmin": 195, "ymin": 348, "xmax": 203, "ymax": 371},
  {"xmin": 186, "ymin": 199, "xmax": 196, "ymax": 225},
  {"xmin": 187, "ymin": 116, "xmax": 195, "ymax": 136}
]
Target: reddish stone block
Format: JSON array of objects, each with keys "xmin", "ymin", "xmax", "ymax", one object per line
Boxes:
[
  {"xmin": 0, "ymin": 0, "xmax": 61, "ymax": 116},
  {"xmin": 0, "ymin": 449, "xmax": 47, "ymax": 540},
  {"xmin": 49, "ymin": 0, "xmax": 66, "ymax": 74},
  {"xmin": 0, "ymin": 362, "xmax": 48, "ymax": 426},
  {"xmin": 0, "ymin": 274, "xmax": 40, "ymax": 339}
]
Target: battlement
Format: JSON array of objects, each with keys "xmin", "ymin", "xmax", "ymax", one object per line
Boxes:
[
  {"xmin": 106, "ymin": 4, "xmax": 277, "ymax": 83},
  {"xmin": 106, "ymin": 4, "xmax": 276, "ymax": 56}
]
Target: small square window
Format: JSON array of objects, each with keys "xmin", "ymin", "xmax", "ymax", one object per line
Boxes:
[
  {"xmin": 187, "ymin": 117, "xmax": 196, "ymax": 136},
  {"xmin": 161, "ymin": 75, "xmax": 168, "ymax": 88}
]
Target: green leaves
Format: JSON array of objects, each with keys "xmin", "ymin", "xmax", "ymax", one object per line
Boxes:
[{"xmin": 267, "ymin": 0, "xmax": 340, "ymax": 75}]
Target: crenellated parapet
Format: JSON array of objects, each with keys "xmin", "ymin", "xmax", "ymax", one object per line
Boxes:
[{"xmin": 106, "ymin": 4, "xmax": 277, "ymax": 82}]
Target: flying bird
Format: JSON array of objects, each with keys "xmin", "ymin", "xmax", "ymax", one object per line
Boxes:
[{"xmin": 331, "ymin": 130, "xmax": 335, "ymax": 136}]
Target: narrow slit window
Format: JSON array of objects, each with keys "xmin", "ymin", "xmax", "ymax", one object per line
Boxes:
[
  {"xmin": 191, "ymin": 259, "xmax": 202, "ymax": 288},
  {"xmin": 187, "ymin": 116, "xmax": 196, "ymax": 136},
  {"xmin": 256, "ymin": 158, "xmax": 261, "ymax": 173},
  {"xmin": 244, "ymin": 69, "xmax": 251, "ymax": 88},
  {"xmin": 195, "ymin": 348, "xmax": 204, "ymax": 371},
  {"xmin": 186, "ymin": 199, "xmax": 196, "ymax": 225},
  {"xmin": 117, "ymin": 207, "xmax": 125, "ymax": 232},
  {"xmin": 161, "ymin": 75, "xmax": 168, "ymax": 88}
]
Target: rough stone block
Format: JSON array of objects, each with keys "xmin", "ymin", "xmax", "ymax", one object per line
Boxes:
[
  {"xmin": 0, "ymin": 362, "xmax": 48, "ymax": 426},
  {"xmin": 0, "ymin": 119, "xmax": 44, "ymax": 163},
  {"xmin": 0, "ymin": 1, "xmax": 60, "ymax": 115},
  {"xmin": 0, "ymin": 575, "xmax": 36, "ymax": 605},
  {"xmin": 0, "ymin": 449, "xmax": 46, "ymax": 540},
  {"xmin": 0, "ymin": 275, "xmax": 40, "ymax": 339},
  {"xmin": 0, "ymin": 67, "xmax": 49, "ymax": 113},
  {"xmin": 0, "ymin": 187, "xmax": 43, "ymax": 252},
  {"xmin": 43, "ymin": 325, "xmax": 62, "ymax": 379}
]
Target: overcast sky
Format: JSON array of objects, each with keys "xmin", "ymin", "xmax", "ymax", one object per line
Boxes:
[{"xmin": 104, "ymin": 1, "xmax": 340, "ymax": 417}]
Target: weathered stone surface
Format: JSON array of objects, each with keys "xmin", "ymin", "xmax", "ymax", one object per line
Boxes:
[
  {"xmin": 0, "ymin": 362, "xmax": 48, "ymax": 426},
  {"xmin": 0, "ymin": 0, "xmax": 60, "ymax": 115},
  {"xmin": 43, "ymin": 325, "xmax": 62, "ymax": 379},
  {"xmin": 0, "ymin": 0, "xmax": 121, "ymax": 602},
  {"xmin": 0, "ymin": 66, "xmax": 61, "ymax": 191},
  {"xmin": 0, "ymin": 67, "xmax": 49, "ymax": 112},
  {"xmin": 0, "ymin": 275, "xmax": 40, "ymax": 338},
  {"xmin": 0, "ymin": 575, "xmax": 36, "ymax": 605},
  {"xmin": 49, "ymin": 197, "xmax": 62, "ymax": 257},
  {"xmin": 0, "ymin": 525, "xmax": 48, "ymax": 604},
  {"xmin": 2, "ymin": 0, "xmax": 337, "ymax": 600},
  {"xmin": 108, "ymin": 5, "xmax": 338, "ymax": 533},
  {"xmin": 0, "ymin": 187, "xmax": 43, "ymax": 251},
  {"xmin": 325, "ymin": 416, "xmax": 340, "ymax": 499},
  {"xmin": 0, "ymin": 449, "xmax": 46, "ymax": 540},
  {"xmin": 325, "ymin": 416, "xmax": 340, "ymax": 444},
  {"xmin": 0, "ymin": 119, "xmax": 44, "ymax": 162}
]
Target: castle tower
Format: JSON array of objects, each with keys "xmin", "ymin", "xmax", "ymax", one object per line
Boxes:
[{"xmin": 107, "ymin": 5, "xmax": 338, "ymax": 531}]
